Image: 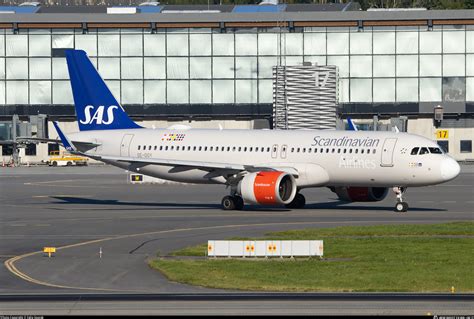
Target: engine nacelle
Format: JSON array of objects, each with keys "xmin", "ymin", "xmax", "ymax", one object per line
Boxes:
[
  {"xmin": 333, "ymin": 186, "xmax": 389, "ymax": 202},
  {"xmin": 238, "ymin": 171, "xmax": 297, "ymax": 205}
]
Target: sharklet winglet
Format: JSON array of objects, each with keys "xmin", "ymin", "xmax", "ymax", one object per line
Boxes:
[{"xmin": 53, "ymin": 121, "xmax": 76, "ymax": 152}]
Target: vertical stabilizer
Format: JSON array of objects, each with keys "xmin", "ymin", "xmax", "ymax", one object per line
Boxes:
[{"xmin": 65, "ymin": 49, "xmax": 142, "ymax": 131}]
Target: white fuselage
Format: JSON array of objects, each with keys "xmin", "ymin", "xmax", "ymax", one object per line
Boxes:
[{"xmin": 69, "ymin": 128, "xmax": 460, "ymax": 188}]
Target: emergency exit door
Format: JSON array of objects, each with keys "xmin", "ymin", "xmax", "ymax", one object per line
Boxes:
[
  {"xmin": 381, "ymin": 138, "xmax": 397, "ymax": 167},
  {"xmin": 120, "ymin": 134, "xmax": 134, "ymax": 157}
]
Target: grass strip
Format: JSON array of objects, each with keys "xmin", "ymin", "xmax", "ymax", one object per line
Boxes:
[{"xmin": 150, "ymin": 222, "xmax": 474, "ymax": 292}]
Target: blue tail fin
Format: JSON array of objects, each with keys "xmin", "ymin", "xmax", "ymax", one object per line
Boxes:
[{"xmin": 65, "ymin": 49, "xmax": 141, "ymax": 131}]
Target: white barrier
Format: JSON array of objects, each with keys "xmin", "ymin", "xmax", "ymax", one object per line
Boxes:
[{"xmin": 207, "ymin": 240, "xmax": 323, "ymax": 258}]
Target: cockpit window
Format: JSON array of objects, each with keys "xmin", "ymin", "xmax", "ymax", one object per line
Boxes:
[
  {"xmin": 429, "ymin": 147, "xmax": 443, "ymax": 154},
  {"xmin": 411, "ymin": 147, "xmax": 419, "ymax": 155},
  {"xmin": 419, "ymin": 147, "xmax": 429, "ymax": 155}
]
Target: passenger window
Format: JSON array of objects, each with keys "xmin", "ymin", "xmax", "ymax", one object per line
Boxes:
[
  {"xmin": 411, "ymin": 147, "xmax": 419, "ymax": 155},
  {"xmin": 326, "ymin": 148, "xmax": 329, "ymax": 153},
  {"xmin": 238, "ymin": 147, "xmax": 242, "ymax": 152},
  {"xmin": 193, "ymin": 146, "xmax": 197, "ymax": 151},
  {"xmin": 198, "ymin": 146, "xmax": 202, "ymax": 151},
  {"xmin": 165, "ymin": 146, "xmax": 168, "ymax": 151},
  {"xmin": 291, "ymin": 148, "xmax": 294, "ymax": 153},
  {"xmin": 148, "ymin": 145, "xmax": 152, "ymax": 150},
  {"xmin": 160, "ymin": 146, "xmax": 163, "ymax": 151},
  {"xmin": 308, "ymin": 148, "xmax": 312, "ymax": 153},
  {"xmin": 343, "ymin": 149, "xmax": 347, "ymax": 153},
  {"xmin": 314, "ymin": 148, "xmax": 318, "ymax": 153},
  {"xmin": 250, "ymin": 147, "xmax": 253, "ymax": 152},
  {"xmin": 244, "ymin": 147, "xmax": 247, "ymax": 152},
  {"xmin": 332, "ymin": 148, "xmax": 335, "ymax": 153},
  {"xmin": 138, "ymin": 145, "xmax": 141, "ymax": 150},
  {"xmin": 303, "ymin": 148, "xmax": 306, "ymax": 153},
  {"xmin": 227, "ymin": 147, "xmax": 231, "ymax": 151},
  {"xmin": 171, "ymin": 146, "xmax": 174, "ymax": 150},
  {"xmin": 232, "ymin": 147, "xmax": 236, "ymax": 152},
  {"xmin": 429, "ymin": 147, "xmax": 442, "ymax": 154},
  {"xmin": 349, "ymin": 149, "xmax": 352, "ymax": 153},
  {"xmin": 176, "ymin": 146, "xmax": 180, "ymax": 151},
  {"xmin": 367, "ymin": 149, "xmax": 370, "ymax": 154},
  {"xmin": 267, "ymin": 147, "xmax": 270, "ymax": 152},
  {"xmin": 210, "ymin": 146, "xmax": 213, "ymax": 151},
  {"xmin": 154, "ymin": 146, "xmax": 157, "ymax": 151},
  {"xmin": 373, "ymin": 149, "xmax": 376, "ymax": 154},
  {"xmin": 355, "ymin": 149, "xmax": 358, "ymax": 154},
  {"xmin": 419, "ymin": 147, "xmax": 429, "ymax": 155},
  {"xmin": 297, "ymin": 148, "xmax": 300, "ymax": 153},
  {"xmin": 204, "ymin": 146, "xmax": 208, "ymax": 151},
  {"xmin": 320, "ymin": 148, "xmax": 323, "ymax": 153},
  {"xmin": 361, "ymin": 149, "xmax": 364, "ymax": 154},
  {"xmin": 337, "ymin": 149, "xmax": 341, "ymax": 154}
]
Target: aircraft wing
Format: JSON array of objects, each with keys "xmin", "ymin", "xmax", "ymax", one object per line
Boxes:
[{"xmin": 90, "ymin": 154, "xmax": 298, "ymax": 176}]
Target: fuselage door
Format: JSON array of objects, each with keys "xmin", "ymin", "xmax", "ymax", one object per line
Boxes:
[
  {"xmin": 381, "ymin": 138, "xmax": 397, "ymax": 167},
  {"xmin": 281, "ymin": 144, "xmax": 287, "ymax": 159},
  {"xmin": 271, "ymin": 144, "xmax": 278, "ymax": 159},
  {"xmin": 120, "ymin": 134, "xmax": 134, "ymax": 157}
]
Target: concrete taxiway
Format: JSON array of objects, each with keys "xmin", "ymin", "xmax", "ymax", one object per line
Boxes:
[{"xmin": 0, "ymin": 165, "xmax": 472, "ymax": 314}]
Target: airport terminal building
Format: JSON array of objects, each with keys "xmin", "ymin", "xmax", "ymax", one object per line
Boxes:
[{"xmin": 0, "ymin": 1, "xmax": 473, "ymax": 162}]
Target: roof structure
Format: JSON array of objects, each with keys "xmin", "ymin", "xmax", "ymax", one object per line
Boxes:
[{"xmin": 0, "ymin": 2, "xmax": 472, "ymax": 28}]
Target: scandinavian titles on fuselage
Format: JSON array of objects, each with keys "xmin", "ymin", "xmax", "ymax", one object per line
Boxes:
[{"xmin": 311, "ymin": 136, "xmax": 380, "ymax": 148}]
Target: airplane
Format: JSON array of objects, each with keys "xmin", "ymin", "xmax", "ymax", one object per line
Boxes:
[{"xmin": 48, "ymin": 49, "xmax": 460, "ymax": 213}]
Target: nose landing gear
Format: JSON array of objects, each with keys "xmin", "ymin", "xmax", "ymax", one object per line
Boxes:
[{"xmin": 393, "ymin": 187, "xmax": 409, "ymax": 212}]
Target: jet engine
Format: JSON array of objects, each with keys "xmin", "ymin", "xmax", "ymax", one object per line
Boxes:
[
  {"xmin": 332, "ymin": 186, "xmax": 389, "ymax": 202},
  {"xmin": 238, "ymin": 171, "xmax": 297, "ymax": 205}
]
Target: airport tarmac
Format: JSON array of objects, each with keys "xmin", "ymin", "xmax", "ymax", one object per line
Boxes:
[{"xmin": 0, "ymin": 165, "xmax": 473, "ymax": 314}]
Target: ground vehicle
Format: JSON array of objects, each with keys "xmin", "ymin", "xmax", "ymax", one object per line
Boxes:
[{"xmin": 47, "ymin": 151, "xmax": 88, "ymax": 167}]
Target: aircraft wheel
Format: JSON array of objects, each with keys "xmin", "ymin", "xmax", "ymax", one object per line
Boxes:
[
  {"xmin": 221, "ymin": 196, "xmax": 236, "ymax": 211},
  {"xmin": 234, "ymin": 196, "xmax": 244, "ymax": 211},
  {"xmin": 52, "ymin": 161, "xmax": 58, "ymax": 167},
  {"xmin": 394, "ymin": 202, "xmax": 408, "ymax": 213},
  {"xmin": 285, "ymin": 193, "xmax": 306, "ymax": 209},
  {"xmin": 66, "ymin": 161, "xmax": 72, "ymax": 166}
]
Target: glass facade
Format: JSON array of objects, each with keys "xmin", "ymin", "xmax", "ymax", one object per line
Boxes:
[{"xmin": 0, "ymin": 25, "xmax": 472, "ymax": 106}]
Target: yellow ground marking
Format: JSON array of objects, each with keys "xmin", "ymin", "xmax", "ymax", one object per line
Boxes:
[{"xmin": 4, "ymin": 219, "xmax": 449, "ymax": 292}]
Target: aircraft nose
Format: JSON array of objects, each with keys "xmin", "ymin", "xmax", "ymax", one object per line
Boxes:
[{"xmin": 440, "ymin": 157, "xmax": 460, "ymax": 181}]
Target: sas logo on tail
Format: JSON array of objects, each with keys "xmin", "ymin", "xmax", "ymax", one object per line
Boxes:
[{"xmin": 79, "ymin": 105, "xmax": 119, "ymax": 125}]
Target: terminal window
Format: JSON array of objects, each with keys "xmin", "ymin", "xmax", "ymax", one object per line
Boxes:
[
  {"xmin": 437, "ymin": 141, "xmax": 449, "ymax": 153},
  {"xmin": 460, "ymin": 140, "xmax": 472, "ymax": 153},
  {"xmin": 25, "ymin": 144, "xmax": 36, "ymax": 156}
]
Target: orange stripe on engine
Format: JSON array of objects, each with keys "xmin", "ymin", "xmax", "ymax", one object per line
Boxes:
[{"xmin": 253, "ymin": 171, "xmax": 282, "ymax": 205}]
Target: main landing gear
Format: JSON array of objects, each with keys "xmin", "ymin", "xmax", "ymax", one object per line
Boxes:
[
  {"xmin": 221, "ymin": 195, "xmax": 244, "ymax": 211},
  {"xmin": 393, "ymin": 187, "xmax": 409, "ymax": 213},
  {"xmin": 285, "ymin": 193, "xmax": 306, "ymax": 209},
  {"xmin": 220, "ymin": 193, "xmax": 306, "ymax": 210}
]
